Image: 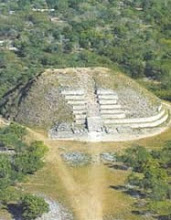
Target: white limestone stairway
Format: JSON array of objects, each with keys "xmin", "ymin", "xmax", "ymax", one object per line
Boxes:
[
  {"xmin": 97, "ymin": 89, "xmax": 126, "ymax": 124},
  {"xmin": 96, "ymin": 89, "xmax": 169, "ymax": 129},
  {"xmin": 84, "ymin": 80, "xmax": 103, "ymax": 133},
  {"xmin": 77, "ymin": 72, "xmax": 103, "ymax": 133},
  {"xmin": 61, "ymin": 87, "xmax": 169, "ymax": 132},
  {"xmin": 61, "ymin": 90, "xmax": 87, "ymax": 126},
  {"xmin": 104, "ymin": 104, "xmax": 169, "ymax": 129}
]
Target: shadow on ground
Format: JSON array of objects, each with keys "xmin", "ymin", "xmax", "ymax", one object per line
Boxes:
[
  {"xmin": 109, "ymin": 185, "xmax": 146, "ymax": 199},
  {"xmin": 105, "ymin": 162, "xmax": 129, "ymax": 171},
  {"xmin": 7, "ymin": 203, "xmax": 22, "ymax": 220}
]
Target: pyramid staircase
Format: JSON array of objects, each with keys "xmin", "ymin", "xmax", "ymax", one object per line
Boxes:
[
  {"xmin": 61, "ymin": 90, "xmax": 87, "ymax": 126},
  {"xmin": 96, "ymin": 89, "xmax": 126, "ymax": 121},
  {"xmin": 61, "ymin": 88, "xmax": 169, "ymax": 132}
]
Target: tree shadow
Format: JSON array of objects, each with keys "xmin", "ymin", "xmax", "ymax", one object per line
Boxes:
[
  {"xmin": 132, "ymin": 209, "xmax": 153, "ymax": 218},
  {"xmin": 132, "ymin": 210, "xmax": 144, "ymax": 215},
  {"xmin": 158, "ymin": 216, "xmax": 171, "ymax": 220},
  {"xmin": 107, "ymin": 163, "xmax": 129, "ymax": 170},
  {"xmin": 7, "ymin": 203, "xmax": 22, "ymax": 220},
  {"xmin": 125, "ymin": 188, "xmax": 146, "ymax": 199},
  {"xmin": 109, "ymin": 185, "xmax": 127, "ymax": 191},
  {"xmin": 109, "ymin": 184, "xmax": 146, "ymax": 199},
  {"xmin": 110, "ymin": 185, "xmax": 154, "ymax": 218}
]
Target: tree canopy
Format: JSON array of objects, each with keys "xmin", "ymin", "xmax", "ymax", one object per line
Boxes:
[
  {"xmin": 118, "ymin": 142, "xmax": 171, "ymax": 219},
  {"xmin": 0, "ymin": 0, "xmax": 170, "ymax": 118},
  {"xmin": 0, "ymin": 123, "xmax": 48, "ymax": 219}
]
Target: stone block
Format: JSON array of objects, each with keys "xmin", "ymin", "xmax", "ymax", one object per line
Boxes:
[
  {"xmin": 75, "ymin": 119, "xmax": 86, "ymax": 125},
  {"xmin": 65, "ymin": 95, "xmax": 85, "ymax": 100},
  {"xmin": 99, "ymin": 100, "xmax": 118, "ymax": 105},
  {"xmin": 102, "ymin": 114, "xmax": 126, "ymax": 119},
  {"xmin": 100, "ymin": 104, "xmax": 122, "ymax": 109},
  {"xmin": 67, "ymin": 100, "xmax": 85, "ymax": 105},
  {"xmin": 75, "ymin": 114, "xmax": 86, "ymax": 120},
  {"xmin": 87, "ymin": 116, "xmax": 103, "ymax": 132},
  {"xmin": 73, "ymin": 110, "xmax": 86, "ymax": 114},
  {"xmin": 100, "ymin": 109, "xmax": 124, "ymax": 114},
  {"xmin": 98, "ymin": 95, "xmax": 118, "ymax": 100},
  {"xmin": 73, "ymin": 105, "xmax": 86, "ymax": 110},
  {"xmin": 96, "ymin": 89, "xmax": 117, "ymax": 95},
  {"xmin": 61, "ymin": 90, "xmax": 84, "ymax": 95}
]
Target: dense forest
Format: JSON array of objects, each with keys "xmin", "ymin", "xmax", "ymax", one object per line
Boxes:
[{"xmin": 0, "ymin": 0, "xmax": 170, "ymax": 118}]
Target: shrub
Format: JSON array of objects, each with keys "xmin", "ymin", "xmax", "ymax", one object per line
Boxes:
[{"xmin": 21, "ymin": 194, "xmax": 49, "ymax": 220}]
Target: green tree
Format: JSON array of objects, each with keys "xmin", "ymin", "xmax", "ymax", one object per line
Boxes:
[
  {"xmin": 119, "ymin": 146, "xmax": 152, "ymax": 172},
  {"xmin": 47, "ymin": 0, "xmax": 68, "ymax": 10},
  {"xmin": 13, "ymin": 141, "xmax": 48, "ymax": 175},
  {"xmin": 29, "ymin": 141, "xmax": 48, "ymax": 158},
  {"xmin": 0, "ymin": 155, "xmax": 11, "ymax": 190},
  {"xmin": 0, "ymin": 123, "xmax": 27, "ymax": 151},
  {"xmin": 21, "ymin": 194, "xmax": 49, "ymax": 220},
  {"xmin": 18, "ymin": 0, "xmax": 32, "ymax": 9},
  {"xmin": 3, "ymin": 123, "xmax": 27, "ymax": 140},
  {"xmin": 147, "ymin": 200, "xmax": 171, "ymax": 219},
  {"xmin": 123, "ymin": 143, "xmax": 171, "ymax": 218}
]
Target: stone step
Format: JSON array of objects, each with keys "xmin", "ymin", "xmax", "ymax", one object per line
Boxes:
[
  {"xmin": 100, "ymin": 109, "xmax": 124, "ymax": 114},
  {"xmin": 130, "ymin": 114, "xmax": 168, "ymax": 128},
  {"xmin": 96, "ymin": 89, "xmax": 117, "ymax": 95},
  {"xmin": 75, "ymin": 114, "xmax": 87, "ymax": 120},
  {"xmin": 105, "ymin": 114, "xmax": 168, "ymax": 129},
  {"xmin": 67, "ymin": 100, "xmax": 85, "ymax": 105},
  {"xmin": 97, "ymin": 95, "xmax": 118, "ymax": 100},
  {"xmin": 104, "ymin": 110, "xmax": 166, "ymax": 124},
  {"xmin": 99, "ymin": 100, "xmax": 118, "ymax": 105},
  {"xmin": 102, "ymin": 114, "xmax": 126, "ymax": 119},
  {"xmin": 65, "ymin": 95, "xmax": 85, "ymax": 100},
  {"xmin": 75, "ymin": 119, "xmax": 86, "ymax": 125},
  {"xmin": 158, "ymin": 104, "xmax": 162, "ymax": 112},
  {"xmin": 73, "ymin": 105, "xmax": 86, "ymax": 110},
  {"xmin": 100, "ymin": 104, "xmax": 122, "ymax": 109},
  {"xmin": 73, "ymin": 110, "xmax": 86, "ymax": 114},
  {"xmin": 104, "ymin": 110, "xmax": 166, "ymax": 125},
  {"xmin": 61, "ymin": 90, "xmax": 84, "ymax": 95}
]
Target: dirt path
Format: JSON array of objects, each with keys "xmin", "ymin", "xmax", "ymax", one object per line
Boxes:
[
  {"xmin": 27, "ymin": 128, "xmax": 104, "ymax": 220},
  {"xmin": 85, "ymin": 145, "xmax": 106, "ymax": 220}
]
